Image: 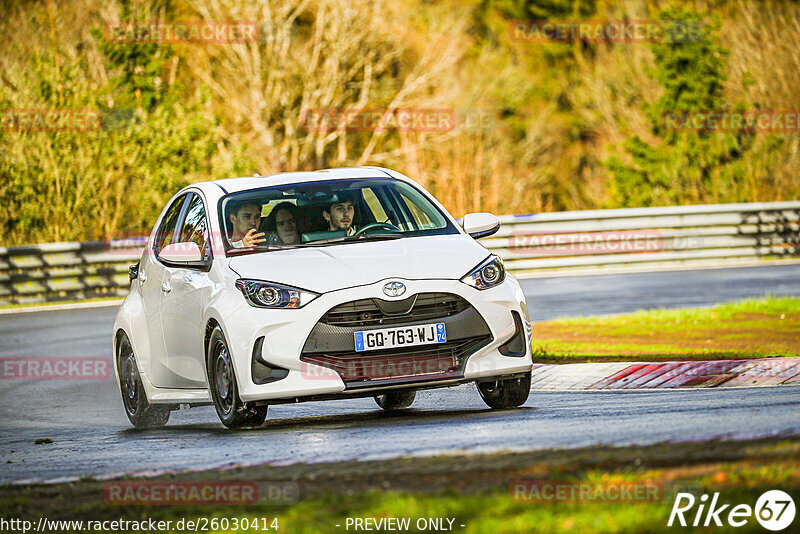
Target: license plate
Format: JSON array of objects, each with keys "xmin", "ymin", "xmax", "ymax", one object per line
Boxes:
[{"xmin": 354, "ymin": 323, "xmax": 446, "ymax": 352}]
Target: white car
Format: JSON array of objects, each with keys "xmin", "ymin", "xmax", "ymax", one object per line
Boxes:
[{"xmin": 113, "ymin": 167, "xmax": 533, "ymax": 428}]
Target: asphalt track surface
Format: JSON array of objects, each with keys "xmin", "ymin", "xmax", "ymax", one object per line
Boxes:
[{"xmin": 1, "ymin": 264, "xmax": 799, "ymax": 483}]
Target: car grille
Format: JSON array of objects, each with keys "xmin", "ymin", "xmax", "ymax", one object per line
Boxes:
[
  {"xmin": 303, "ymin": 292, "xmax": 493, "ymax": 388},
  {"xmin": 319, "ymin": 292, "xmax": 470, "ymax": 328},
  {"xmin": 300, "ymin": 335, "xmax": 492, "ymax": 387}
]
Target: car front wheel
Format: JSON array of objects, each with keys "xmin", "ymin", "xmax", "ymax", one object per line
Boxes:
[
  {"xmin": 207, "ymin": 325, "xmax": 268, "ymax": 429},
  {"xmin": 477, "ymin": 372, "xmax": 531, "ymax": 409},
  {"xmin": 117, "ymin": 333, "xmax": 171, "ymax": 428}
]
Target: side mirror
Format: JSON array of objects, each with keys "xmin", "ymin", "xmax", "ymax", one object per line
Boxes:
[
  {"xmin": 159, "ymin": 242, "xmax": 204, "ymax": 263},
  {"xmin": 462, "ymin": 212, "xmax": 500, "ymax": 239}
]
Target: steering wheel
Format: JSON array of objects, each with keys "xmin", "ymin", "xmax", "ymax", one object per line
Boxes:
[{"xmin": 353, "ymin": 222, "xmax": 402, "ymax": 236}]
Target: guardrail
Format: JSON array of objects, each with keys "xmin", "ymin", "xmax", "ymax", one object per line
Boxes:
[
  {"xmin": 0, "ymin": 239, "xmax": 146, "ymax": 306},
  {"xmin": 1, "ymin": 201, "xmax": 798, "ymax": 305},
  {"xmin": 489, "ymin": 201, "xmax": 800, "ymax": 275}
]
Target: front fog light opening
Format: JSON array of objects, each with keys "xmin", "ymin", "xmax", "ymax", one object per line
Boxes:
[
  {"xmin": 498, "ymin": 311, "xmax": 526, "ymax": 357},
  {"xmin": 251, "ymin": 336, "xmax": 290, "ymax": 385}
]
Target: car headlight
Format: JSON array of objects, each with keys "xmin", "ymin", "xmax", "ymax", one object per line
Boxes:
[
  {"xmin": 235, "ymin": 279, "xmax": 319, "ymax": 309},
  {"xmin": 461, "ymin": 255, "xmax": 505, "ymax": 290}
]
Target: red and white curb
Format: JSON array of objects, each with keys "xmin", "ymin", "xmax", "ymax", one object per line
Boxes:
[{"xmin": 529, "ymin": 357, "xmax": 800, "ymax": 390}]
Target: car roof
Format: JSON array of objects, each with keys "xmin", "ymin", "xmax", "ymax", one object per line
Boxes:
[{"xmin": 196, "ymin": 166, "xmax": 401, "ymax": 195}]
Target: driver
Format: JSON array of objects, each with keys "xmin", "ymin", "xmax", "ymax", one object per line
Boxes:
[
  {"xmin": 322, "ymin": 193, "xmax": 357, "ymax": 235},
  {"xmin": 228, "ymin": 200, "xmax": 266, "ymax": 248}
]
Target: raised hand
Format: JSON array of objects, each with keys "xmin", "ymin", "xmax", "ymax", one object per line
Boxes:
[{"xmin": 242, "ymin": 228, "xmax": 266, "ymax": 247}]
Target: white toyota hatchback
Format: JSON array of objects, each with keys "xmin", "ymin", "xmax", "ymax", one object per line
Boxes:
[{"xmin": 114, "ymin": 167, "xmax": 533, "ymax": 428}]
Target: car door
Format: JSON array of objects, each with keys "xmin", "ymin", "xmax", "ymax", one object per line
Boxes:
[
  {"xmin": 142, "ymin": 193, "xmax": 188, "ymax": 388},
  {"xmin": 160, "ymin": 192, "xmax": 214, "ymax": 388}
]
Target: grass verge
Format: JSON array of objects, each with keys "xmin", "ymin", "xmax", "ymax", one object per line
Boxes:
[
  {"xmin": 532, "ymin": 296, "xmax": 800, "ymax": 363},
  {"xmin": 2, "ymin": 438, "xmax": 798, "ymax": 533}
]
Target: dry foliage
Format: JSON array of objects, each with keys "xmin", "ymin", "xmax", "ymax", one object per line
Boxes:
[{"xmin": 0, "ymin": 0, "xmax": 798, "ymax": 245}]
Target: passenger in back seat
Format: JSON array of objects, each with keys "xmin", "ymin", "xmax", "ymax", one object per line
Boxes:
[{"xmin": 262, "ymin": 202, "xmax": 301, "ymax": 245}]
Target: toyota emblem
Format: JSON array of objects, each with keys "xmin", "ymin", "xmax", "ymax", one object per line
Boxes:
[{"xmin": 382, "ymin": 281, "xmax": 406, "ymax": 297}]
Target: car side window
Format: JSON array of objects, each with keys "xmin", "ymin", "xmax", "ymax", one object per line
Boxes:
[
  {"xmin": 154, "ymin": 195, "xmax": 187, "ymax": 256},
  {"xmin": 178, "ymin": 193, "xmax": 210, "ymax": 261}
]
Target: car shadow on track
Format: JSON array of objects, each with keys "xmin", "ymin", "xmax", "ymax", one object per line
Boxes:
[{"xmin": 118, "ymin": 406, "xmax": 535, "ymax": 435}]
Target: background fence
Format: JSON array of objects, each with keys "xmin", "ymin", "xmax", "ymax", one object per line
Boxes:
[{"xmin": 1, "ymin": 201, "xmax": 798, "ymax": 305}]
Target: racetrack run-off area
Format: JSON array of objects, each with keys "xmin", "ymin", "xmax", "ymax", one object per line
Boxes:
[{"xmin": 528, "ymin": 358, "xmax": 800, "ymax": 390}]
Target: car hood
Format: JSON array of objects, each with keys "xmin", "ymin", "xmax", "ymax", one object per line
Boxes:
[{"xmin": 227, "ymin": 234, "xmax": 489, "ymax": 293}]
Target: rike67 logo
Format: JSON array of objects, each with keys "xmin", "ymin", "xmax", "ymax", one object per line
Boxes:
[{"xmin": 668, "ymin": 490, "xmax": 796, "ymax": 531}]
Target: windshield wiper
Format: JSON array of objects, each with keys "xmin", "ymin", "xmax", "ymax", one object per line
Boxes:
[
  {"xmin": 348, "ymin": 232, "xmax": 405, "ymax": 241},
  {"xmin": 227, "ymin": 244, "xmax": 297, "ymax": 255},
  {"xmin": 304, "ymin": 232, "xmax": 405, "ymax": 246}
]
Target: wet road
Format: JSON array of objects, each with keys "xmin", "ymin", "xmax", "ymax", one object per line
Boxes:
[{"xmin": 1, "ymin": 264, "xmax": 799, "ymax": 483}]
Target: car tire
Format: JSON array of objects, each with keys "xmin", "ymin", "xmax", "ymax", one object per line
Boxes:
[
  {"xmin": 117, "ymin": 333, "xmax": 171, "ymax": 428},
  {"xmin": 207, "ymin": 325, "xmax": 268, "ymax": 429},
  {"xmin": 375, "ymin": 390, "xmax": 416, "ymax": 411},
  {"xmin": 476, "ymin": 372, "xmax": 531, "ymax": 409}
]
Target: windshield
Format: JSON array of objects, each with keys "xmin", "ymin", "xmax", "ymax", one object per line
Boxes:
[{"xmin": 219, "ymin": 178, "xmax": 458, "ymax": 254}]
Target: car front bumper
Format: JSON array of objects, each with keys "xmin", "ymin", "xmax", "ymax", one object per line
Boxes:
[{"xmin": 225, "ymin": 276, "xmax": 532, "ymax": 403}]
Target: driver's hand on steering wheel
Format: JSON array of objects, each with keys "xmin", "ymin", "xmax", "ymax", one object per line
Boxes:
[
  {"xmin": 354, "ymin": 221, "xmax": 403, "ymax": 236},
  {"xmin": 242, "ymin": 228, "xmax": 266, "ymax": 247}
]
